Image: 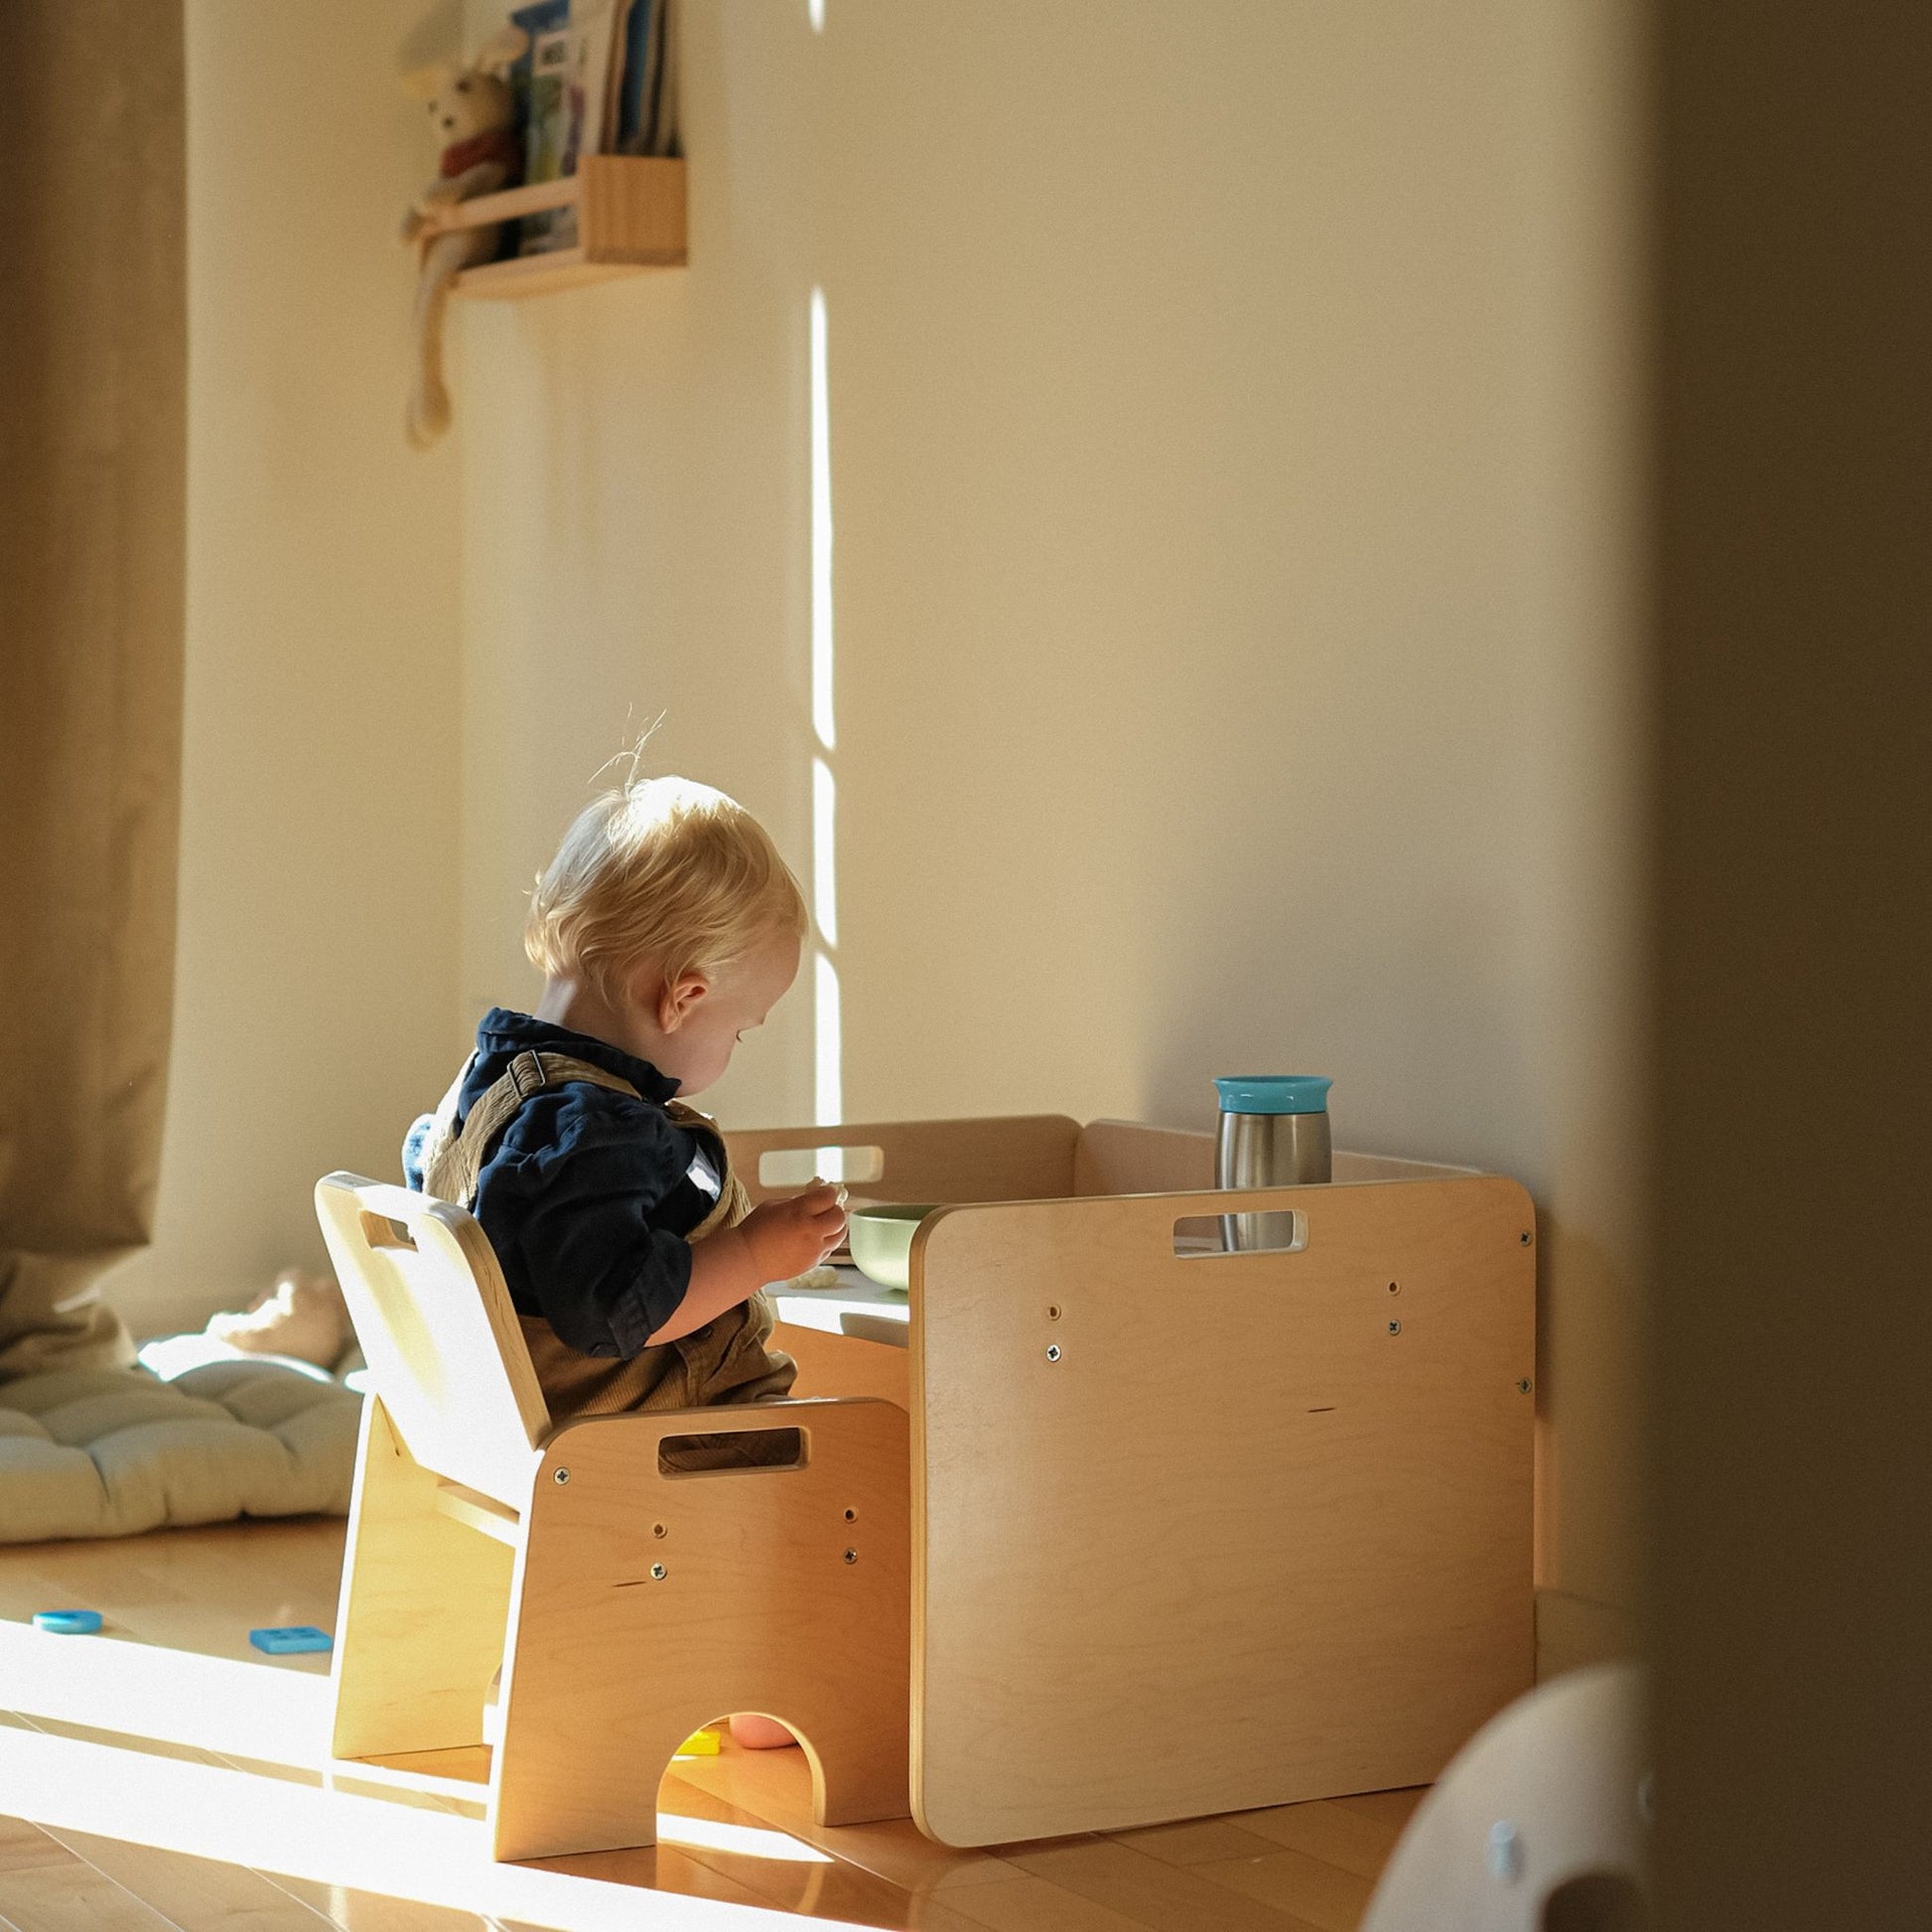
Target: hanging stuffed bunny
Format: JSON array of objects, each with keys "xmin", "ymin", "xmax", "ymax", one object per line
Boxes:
[{"xmin": 398, "ymin": 26, "xmax": 528, "ymax": 449}]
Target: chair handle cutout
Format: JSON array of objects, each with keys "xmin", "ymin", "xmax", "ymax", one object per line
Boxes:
[
  {"xmin": 1173, "ymin": 1209, "xmax": 1309, "ymax": 1258},
  {"xmin": 359, "ymin": 1211, "xmax": 418, "ymax": 1251},
  {"xmin": 656, "ymin": 1426, "xmax": 807, "ymax": 1476}
]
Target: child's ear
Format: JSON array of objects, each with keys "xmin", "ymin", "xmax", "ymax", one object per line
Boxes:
[{"xmin": 654, "ymin": 971, "xmax": 710, "ymax": 1035}]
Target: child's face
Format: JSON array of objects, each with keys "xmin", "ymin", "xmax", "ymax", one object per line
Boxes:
[{"xmin": 632, "ymin": 926, "xmax": 801, "ymax": 1096}]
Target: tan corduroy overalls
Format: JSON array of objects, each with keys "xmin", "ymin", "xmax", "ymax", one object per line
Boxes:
[{"xmin": 415, "ymin": 1048, "xmax": 795, "ymax": 1427}]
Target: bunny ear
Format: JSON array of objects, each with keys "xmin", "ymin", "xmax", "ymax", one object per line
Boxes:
[
  {"xmin": 399, "ymin": 61, "xmax": 451, "ymax": 101},
  {"xmin": 473, "ymin": 25, "xmax": 529, "ymax": 75}
]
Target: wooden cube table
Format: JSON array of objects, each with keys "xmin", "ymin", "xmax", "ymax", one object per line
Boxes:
[{"xmin": 738, "ymin": 1115, "xmax": 1537, "ymax": 1848}]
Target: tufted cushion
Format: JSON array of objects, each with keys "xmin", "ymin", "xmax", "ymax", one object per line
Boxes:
[{"xmin": 0, "ymin": 1361, "xmax": 360, "ymax": 1544}]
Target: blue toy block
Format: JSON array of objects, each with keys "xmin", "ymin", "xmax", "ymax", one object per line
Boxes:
[
  {"xmin": 32, "ymin": 1608, "xmax": 103, "ymax": 1635},
  {"xmin": 248, "ymin": 1625, "xmax": 334, "ymax": 1655}
]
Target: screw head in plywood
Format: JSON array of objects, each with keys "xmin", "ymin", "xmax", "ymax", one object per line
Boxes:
[
  {"xmin": 1045, "ymin": 1343, "xmax": 1061, "ymax": 1362},
  {"xmin": 553, "ymin": 1467, "xmax": 570, "ymax": 1484},
  {"xmin": 650, "ymin": 1563, "xmax": 667, "ymax": 1581},
  {"xmin": 1387, "ymin": 1319, "xmax": 1402, "ymax": 1336},
  {"xmin": 1518, "ymin": 1377, "xmax": 1534, "ymax": 1394}
]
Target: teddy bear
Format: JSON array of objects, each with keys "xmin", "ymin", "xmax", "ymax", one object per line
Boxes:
[
  {"xmin": 203, "ymin": 1267, "xmax": 351, "ymax": 1369},
  {"xmin": 399, "ymin": 26, "xmax": 529, "ymax": 450}
]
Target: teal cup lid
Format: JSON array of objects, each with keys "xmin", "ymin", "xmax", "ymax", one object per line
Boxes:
[{"xmin": 1214, "ymin": 1075, "xmax": 1332, "ymax": 1116}]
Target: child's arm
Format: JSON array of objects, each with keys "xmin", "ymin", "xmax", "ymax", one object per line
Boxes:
[{"xmin": 645, "ymin": 1181, "xmax": 847, "ymax": 1345}]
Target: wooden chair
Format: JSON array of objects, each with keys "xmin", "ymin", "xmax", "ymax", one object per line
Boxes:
[{"xmin": 314, "ymin": 1172, "xmax": 910, "ymax": 1863}]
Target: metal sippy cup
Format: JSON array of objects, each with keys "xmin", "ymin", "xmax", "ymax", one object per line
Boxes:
[{"xmin": 1214, "ymin": 1075, "xmax": 1333, "ymax": 1250}]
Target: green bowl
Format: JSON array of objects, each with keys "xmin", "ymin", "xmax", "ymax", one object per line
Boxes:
[{"xmin": 847, "ymin": 1202, "xmax": 938, "ymax": 1292}]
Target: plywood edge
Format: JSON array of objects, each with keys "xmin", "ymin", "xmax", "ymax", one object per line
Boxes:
[
  {"xmin": 1536, "ymin": 1587, "xmax": 1640, "ymax": 1680},
  {"xmin": 434, "ymin": 1478, "xmax": 522, "ymax": 1546}
]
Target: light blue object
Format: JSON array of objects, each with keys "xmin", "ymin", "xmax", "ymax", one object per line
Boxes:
[
  {"xmin": 33, "ymin": 1608, "xmax": 103, "ymax": 1635},
  {"xmin": 1486, "ymin": 1819, "xmax": 1526, "ymax": 1882},
  {"xmin": 1213, "ymin": 1075, "xmax": 1332, "ymax": 1116},
  {"xmin": 249, "ymin": 1625, "xmax": 333, "ymax": 1655}
]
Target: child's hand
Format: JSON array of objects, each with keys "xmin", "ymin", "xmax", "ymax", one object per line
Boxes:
[{"xmin": 741, "ymin": 1180, "xmax": 847, "ymax": 1284}]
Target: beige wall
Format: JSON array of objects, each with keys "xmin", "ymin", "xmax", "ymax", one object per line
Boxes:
[
  {"xmin": 108, "ymin": 1, "xmax": 466, "ymax": 1338},
  {"xmin": 452, "ymin": 2, "xmax": 1646, "ymax": 1640},
  {"xmin": 139, "ymin": 0, "xmax": 1643, "ymax": 1643}
]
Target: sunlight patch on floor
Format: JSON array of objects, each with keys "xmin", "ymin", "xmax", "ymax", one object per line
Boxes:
[
  {"xmin": 0, "ymin": 1722, "xmax": 846, "ymax": 1930},
  {"xmin": 657, "ymin": 1812, "xmax": 832, "ymax": 1865},
  {"xmin": 0, "ymin": 1621, "xmax": 330, "ymax": 1764}
]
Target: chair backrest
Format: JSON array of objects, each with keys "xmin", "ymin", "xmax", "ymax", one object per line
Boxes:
[{"xmin": 315, "ymin": 1172, "xmax": 549, "ymax": 1508}]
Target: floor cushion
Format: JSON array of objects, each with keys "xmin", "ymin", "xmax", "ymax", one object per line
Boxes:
[{"xmin": 0, "ymin": 1360, "xmax": 360, "ymax": 1544}]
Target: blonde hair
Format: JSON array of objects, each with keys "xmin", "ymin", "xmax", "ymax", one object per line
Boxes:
[{"xmin": 524, "ymin": 774, "xmax": 807, "ymax": 1000}]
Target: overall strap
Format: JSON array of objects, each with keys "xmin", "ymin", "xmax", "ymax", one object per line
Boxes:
[
  {"xmin": 418, "ymin": 1050, "xmax": 639, "ymax": 1208},
  {"xmin": 665, "ymin": 1098, "xmax": 754, "ymax": 1232}
]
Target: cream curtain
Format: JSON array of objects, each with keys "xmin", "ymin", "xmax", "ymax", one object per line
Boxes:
[{"xmin": 0, "ymin": 2, "xmax": 187, "ymax": 1376}]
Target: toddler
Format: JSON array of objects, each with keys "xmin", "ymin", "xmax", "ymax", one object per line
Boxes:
[{"xmin": 404, "ymin": 772, "xmax": 846, "ymax": 1434}]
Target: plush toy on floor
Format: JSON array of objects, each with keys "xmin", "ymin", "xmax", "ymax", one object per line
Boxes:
[
  {"xmin": 205, "ymin": 1267, "xmax": 351, "ymax": 1369},
  {"xmin": 398, "ymin": 26, "xmax": 528, "ymax": 449}
]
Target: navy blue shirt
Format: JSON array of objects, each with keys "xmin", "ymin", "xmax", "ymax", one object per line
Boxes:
[{"xmin": 402, "ymin": 1009, "xmax": 720, "ymax": 1358}]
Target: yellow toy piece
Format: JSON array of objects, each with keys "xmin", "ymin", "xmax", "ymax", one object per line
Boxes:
[{"xmin": 676, "ymin": 1726, "xmax": 722, "ymax": 1756}]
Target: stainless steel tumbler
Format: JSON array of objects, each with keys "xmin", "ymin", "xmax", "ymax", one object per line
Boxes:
[{"xmin": 1214, "ymin": 1075, "xmax": 1333, "ymax": 1251}]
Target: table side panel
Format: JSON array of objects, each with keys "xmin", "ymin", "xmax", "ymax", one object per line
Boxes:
[{"xmin": 909, "ymin": 1175, "xmax": 1536, "ymax": 1848}]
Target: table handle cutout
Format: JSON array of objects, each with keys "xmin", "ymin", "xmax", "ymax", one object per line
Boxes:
[
  {"xmin": 759, "ymin": 1144, "xmax": 887, "ymax": 1186},
  {"xmin": 1173, "ymin": 1210, "xmax": 1309, "ymax": 1257}
]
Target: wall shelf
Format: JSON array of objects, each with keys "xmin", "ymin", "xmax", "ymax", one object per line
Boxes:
[{"xmin": 424, "ymin": 155, "xmax": 686, "ymax": 302}]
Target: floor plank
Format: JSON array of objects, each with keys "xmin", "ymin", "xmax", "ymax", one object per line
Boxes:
[
  {"xmin": 0, "ymin": 1523, "xmax": 344, "ymax": 1666},
  {"xmin": 1006, "ymin": 1835, "xmax": 1321, "ymax": 1932},
  {"xmin": 1108, "ymin": 1816, "xmax": 1284, "ymax": 1865},
  {"xmin": 1234, "ymin": 1799, "xmax": 1400, "ymax": 1879},
  {"xmin": 40, "ymin": 1830, "xmax": 337, "ymax": 1932},
  {"xmin": 0, "ymin": 1823, "xmax": 180, "ymax": 1932},
  {"xmin": 692, "ymin": 1854, "xmax": 990, "ymax": 1929},
  {"xmin": 524, "ymin": 1839, "xmax": 784, "ymax": 1913},
  {"xmin": 259, "ymin": 1872, "xmax": 495, "ymax": 1932},
  {"xmin": 0, "ymin": 1817, "xmax": 72, "ymax": 1877},
  {"xmin": 653, "ymin": 1769, "xmax": 994, "ymax": 1929},
  {"xmin": 1192, "ymin": 1845, "xmax": 1376, "ymax": 1932},
  {"xmin": 941, "ymin": 1871, "xmax": 1160, "ymax": 1932}
]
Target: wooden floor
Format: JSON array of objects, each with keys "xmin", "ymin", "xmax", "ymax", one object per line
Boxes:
[{"xmin": 0, "ymin": 1517, "xmax": 1422, "ymax": 1932}]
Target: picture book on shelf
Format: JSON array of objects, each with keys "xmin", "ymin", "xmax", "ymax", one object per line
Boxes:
[
  {"xmin": 612, "ymin": 0, "xmax": 681, "ymax": 159},
  {"xmin": 506, "ymin": 0, "xmax": 680, "ymax": 257},
  {"xmin": 512, "ymin": 0, "xmax": 574, "ymax": 253}
]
